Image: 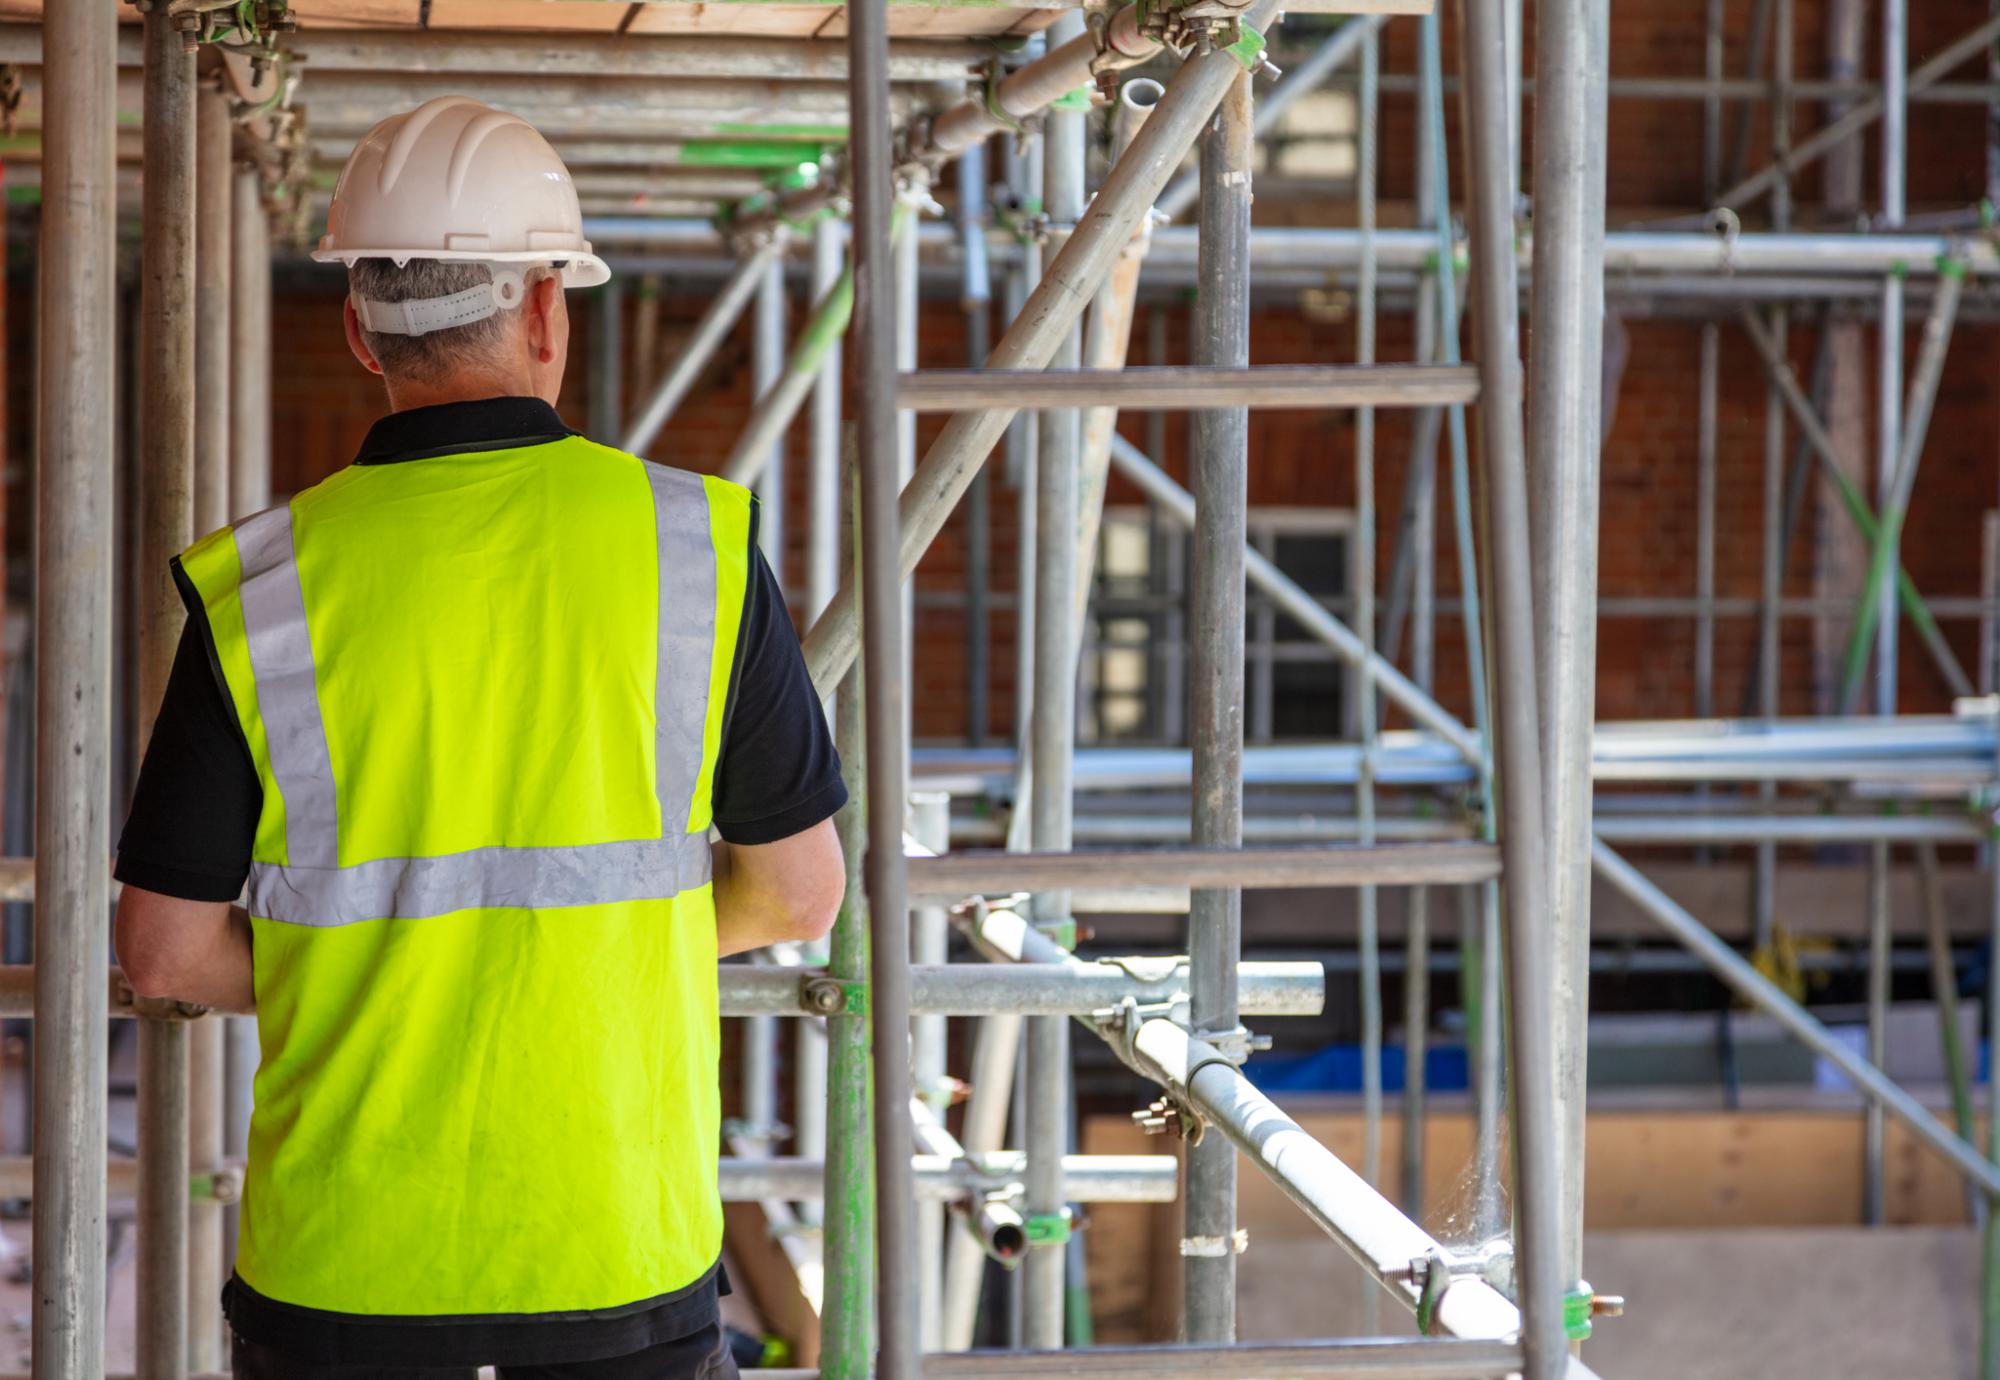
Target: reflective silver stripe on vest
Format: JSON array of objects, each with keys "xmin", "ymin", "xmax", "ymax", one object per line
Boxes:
[
  {"xmin": 235, "ymin": 457, "xmax": 723, "ymax": 926},
  {"xmin": 645, "ymin": 463, "xmax": 718, "ymax": 837},
  {"xmin": 235, "ymin": 505, "xmax": 340, "ymax": 869},
  {"xmin": 246, "ymin": 829, "xmax": 714, "ymax": 927}
]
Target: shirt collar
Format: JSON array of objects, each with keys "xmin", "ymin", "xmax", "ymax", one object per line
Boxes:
[{"xmin": 354, "ymin": 396, "xmax": 576, "ymax": 466}]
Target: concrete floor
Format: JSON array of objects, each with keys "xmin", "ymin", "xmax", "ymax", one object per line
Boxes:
[{"xmin": 1239, "ymin": 1226, "xmax": 1983, "ymax": 1379}]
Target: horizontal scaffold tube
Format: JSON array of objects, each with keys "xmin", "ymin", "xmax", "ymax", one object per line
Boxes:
[
  {"xmin": 896, "ymin": 365, "xmax": 1480, "ymax": 413},
  {"xmin": 0, "ymin": 961, "xmax": 1324, "ymax": 1021},
  {"xmin": 0, "ymin": 24, "xmax": 993, "ymax": 82},
  {"xmin": 20, "ymin": 1153, "xmax": 1177, "ymax": 1205},
  {"xmin": 0, "ymin": 1337, "xmax": 1534, "ymax": 1380},
  {"xmin": 910, "ymin": 844, "xmax": 1501, "ymax": 897},
  {"xmin": 577, "ymin": 220, "xmax": 2000, "ymax": 281}
]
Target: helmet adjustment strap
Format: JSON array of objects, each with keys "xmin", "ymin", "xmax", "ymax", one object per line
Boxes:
[{"xmin": 352, "ymin": 267, "xmax": 530, "ymax": 338}]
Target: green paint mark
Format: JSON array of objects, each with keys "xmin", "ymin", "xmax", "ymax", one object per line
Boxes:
[
  {"xmin": 678, "ymin": 141, "xmax": 828, "ymax": 169},
  {"xmin": 715, "ymin": 122, "xmax": 848, "ymax": 141},
  {"xmin": 6, "ymin": 185, "xmax": 41, "ymax": 207}
]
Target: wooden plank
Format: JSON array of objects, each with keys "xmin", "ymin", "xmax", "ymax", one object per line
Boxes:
[
  {"xmin": 425, "ymin": 0, "xmax": 631, "ymax": 27},
  {"xmin": 817, "ymin": 4, "xmax": 1054, "ymax": 36},
  {"xmin": 291, "ymin": 0, "xmax": 425, "ymax": 27},
  {"xmin": 628, "ymin": 1, "xmax": 833, "ymax": 34}
]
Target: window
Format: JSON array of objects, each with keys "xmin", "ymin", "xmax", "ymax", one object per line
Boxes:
[{"xmin": 1083, "ymin": 506, "xmax": 1355, "ymax": 745}]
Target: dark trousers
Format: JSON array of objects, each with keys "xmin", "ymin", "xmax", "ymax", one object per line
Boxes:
[{"xmin": 230, "ymin": 1323, "xmax": 740, "ymax": 1380}]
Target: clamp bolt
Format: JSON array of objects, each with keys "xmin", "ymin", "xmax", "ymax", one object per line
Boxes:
[{"xmin": 800, "ymin": 976, "xmax": 847, "ymax": 1016}]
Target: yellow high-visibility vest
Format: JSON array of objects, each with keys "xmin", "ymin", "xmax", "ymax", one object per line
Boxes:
[{"xmin": 179, "ymin": 435, "xmax": 751, "ymax": 1317}]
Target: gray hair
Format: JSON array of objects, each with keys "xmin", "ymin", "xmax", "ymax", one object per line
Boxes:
[{"xmin": 347, "ymin": 259, "xmax": 551, "ymax": 382}]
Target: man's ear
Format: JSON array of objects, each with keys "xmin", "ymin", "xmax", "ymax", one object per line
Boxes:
[
  {"xmin": 343, "ymin": 296, "xmax": 385, "ymax": 377},
  {"xmin": 526, "ymin": 274, "xmax": 564, "ymax": 365}
]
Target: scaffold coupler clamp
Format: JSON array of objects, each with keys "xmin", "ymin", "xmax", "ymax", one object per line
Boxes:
[
  {"xmin": 1703, "ymin": 206, "xmax": 1743, "ymax": 276},
  {"xmin": 1193, "ymin": 1023, "xmax": 1271, "ymax": 1067},
  {"xmin": 1394, "ymin": 1240, "xmax": 1514, "ymax": 1336}
]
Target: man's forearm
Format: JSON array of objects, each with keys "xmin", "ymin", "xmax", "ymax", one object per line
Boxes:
[
  {"xmin": 712, "ymin": 825, "xmax": 844, "ymax": 957},
  {"xmin": 115, "ymin": 889, "xmax": 256, "ymax": 1014}
]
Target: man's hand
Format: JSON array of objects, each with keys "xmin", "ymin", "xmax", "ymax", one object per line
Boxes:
[
  {"xmin": 712, "ymin": 819, "xmax": 845, "ymax": 957},
  {"xmin": 114, "ymin": 888, "xmax": 256, "ymax": 1014}
]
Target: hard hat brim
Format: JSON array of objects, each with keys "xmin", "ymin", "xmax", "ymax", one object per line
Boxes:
[{"xmin": 310, "ymin": 246, "xmax": 611, "ymax": 290}]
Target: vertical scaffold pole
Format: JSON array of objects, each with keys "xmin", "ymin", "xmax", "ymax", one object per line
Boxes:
[
  {"xmin": 1354, "ymin": 24, "xmax": 1382, "ymax": 1333},
  {"xmin": 847, "ymin": 0, "xmax": 919, "ymax": 1374},
  {"xmin": 187, "ymin": 85, "xmax": 234, "ymax": 1373},
  {"xmin": 807, "ymin": 217, "xmax": 845, "ymax": 625},
  {"xmin": 743, "ymin": 252, "xmax": 788, "ymax": 1166},
  {"xmin": 225, "ymin": 161, "xmax": 269, "ymax": 1273},
  {"xmin": 1459, "ymin": 1, "xmax": 1564, "ymax": 1374},
  {"xmin": 1866, "ymin": 0, "xmax": 1908, "ymax": 1232},
  {"xmin": 1024, "ymin": 11, "xmax": 1086, "ymax": 1350},
  {"xmin": 823, "ymin": 633, "xmax": 874, "ymax": 1380},
  {"xmin": 1184, "ymin": 62, "xmax": 1251, "ymax": 1346},
  {"xmin": 1527, "ymin": 0, "xmax": 1609, "ymax": 1308},
  {"xmin": 960, "ymin": 144, "xmax": 993, "ymax": 747},
  {"xmin": 136, "ymin": 13, "xmax": 197, "ymax": 1380},
  {"xmin": 36, "ymin": 0, "xmax": 117, "ymax": 1373},
  {"xmin": 909, "ymin": 790, "xmax": 951, "ymax": 1351},
  {"xmin": 1984, "ymin": 805, "xmax": 2000, "ymax": 1380}
]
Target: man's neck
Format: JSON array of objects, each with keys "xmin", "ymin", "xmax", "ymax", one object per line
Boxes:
[{"xmin": 384, "ymin": 373, "xmax": 538, "ymax": 414}]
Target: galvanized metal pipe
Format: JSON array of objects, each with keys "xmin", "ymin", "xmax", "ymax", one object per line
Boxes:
[
  {"xmin": 1129, "ymin": 1020, "xmax": 1528, "ymax": 1344},
  {"xmin": 1352, "ymin": 29, "xmax": 1383, "ymax": 1331},
  {"xmin": 959, "ymin": 142, "xmax": 993, "ymax": 747},
  {"xmin": 229, "ymin": 169, "xmax": 270, "ymax": 516},
  {"xmin": 1024, "ymin": 14, "xmax": 1086, "ymax": 1342},
  {"xmin": 910, "ymin": 795, "xmax": 951, "ymax": 1351},
  {"xmin": 1527, "ymin": 0, "xmax": 1609, "ymax": 1303},
  {"xmin": 845, "ymin": 0, "xmax": 919, "ymax": 1372},
  {"xmin": 1184, "ymin": 63, "xmax": 1253, "ymax": 1346},
  {"xmin": 185, "ymin": 85, "xmax": 235, "ymax": 1372},
  {"xmin": 806, "ymin": 215, "xmax": 845, "ymax": 625},
  {"xmin": 898, "ymin": 366, "xmax": 1478, "ymax": 412},
  {"xmin": 135, "ymin": 16, "xmax": 197, "ymax": 1380},
  {"xmin": 36, "ymin": 0, "xmax": 118, "ymax": 1371},
  {"xmin": 941, "ymin": 1005, "xmax": 1023, "ymax": 1349},
  {"xmin": 1460, "ymin": 1, "xmax": 1565, "ymax": 1372},
  {"xmin": 821, "ymin": 660, "xmax": 873, "ymax": 1380},
  {"xmin": 718, "ymin": 1153, "xmax": 1178, "ymax": 1205},
  {"xmin": 620, "ymin": 241, "xmax": 778, "ymax": 456},
  {"xmin": 802, "ymin": 0, "xmax": 1285, "ymax": 698}
]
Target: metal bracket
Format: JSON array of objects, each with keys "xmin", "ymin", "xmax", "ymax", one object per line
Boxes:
[
  {"xmin": 799, "ymin": 974, "xmax": 866, "ymax": 1017},
  {"xmin": 1192, "ymin": 1024, "xmax": 1272, "ymax": 1066},
  {"xmin": 1022, "ymin": 1207, "xmax": 1072, "ymax": 1247},
  {"xmin": 191, "ymin": 1167, "xmax": 243, "ymax": 1205},
  {"xmin": 1394, "ymin": 1240, "xmax": 1516, "ymax": 1335}
]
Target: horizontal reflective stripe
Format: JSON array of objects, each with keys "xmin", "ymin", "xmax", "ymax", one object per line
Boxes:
[{"xmin": 247, "ymin": 830, "xmax": 713, "ymax": 927}]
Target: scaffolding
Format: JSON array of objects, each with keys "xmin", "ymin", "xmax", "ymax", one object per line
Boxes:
[{"xmin": 9, "ymin": 0, "xmax": 2000, "ymax": 1378}]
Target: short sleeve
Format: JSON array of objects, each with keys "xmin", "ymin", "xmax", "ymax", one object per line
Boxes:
[
  {"xmin": 710, "ymin": 525, "xmax": 847, "ymax": 845},
  {"xmin": 114, "ymin": 569, "xmax": 263, "ymax": 902}
]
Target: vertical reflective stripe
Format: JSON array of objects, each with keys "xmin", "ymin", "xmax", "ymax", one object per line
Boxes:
[
  {"xmin": 646, "ymin": 462, "xmax": 719, "ymax": 837},
  {"xmin": 234, "ymin": 505, "xmax": 341, "ymax": 869}
]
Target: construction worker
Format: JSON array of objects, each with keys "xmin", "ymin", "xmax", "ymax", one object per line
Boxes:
[{"xmin": 113, "ymin": 97, "xmax": 847, "ymax": 1379}]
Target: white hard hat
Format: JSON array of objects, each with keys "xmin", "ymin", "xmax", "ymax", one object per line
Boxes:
[{"xmin": 313, "ymin": 96, "xmax": 609, "ymax": 335}]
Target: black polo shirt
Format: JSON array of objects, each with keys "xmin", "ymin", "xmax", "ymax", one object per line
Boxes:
[{"xmin": 116, "ymin": 396, "xmax": 845, "ymax": 1367}]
